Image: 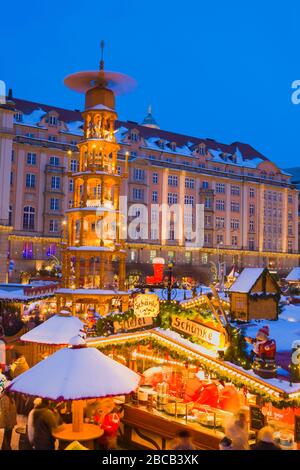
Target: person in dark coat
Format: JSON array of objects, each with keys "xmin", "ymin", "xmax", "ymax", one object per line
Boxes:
[{"xmin": 252, "ymin": 426, "xmax": 282, "ymax": 450}]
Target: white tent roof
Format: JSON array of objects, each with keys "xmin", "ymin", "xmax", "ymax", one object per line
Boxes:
[
  {"xmin": 20, "ymin": 314, "xmax": 84, "ymax": 345},
  {"xmin": 7, "ymin": 343, "xmax": 140, "ymax": 400},
  {"xmin": 228, "ymin": 268, "xmax": 264, "ymax": 293},
  {"xmin": 286, "ymin": 267, "xmax": 300, "ymax": 282}
]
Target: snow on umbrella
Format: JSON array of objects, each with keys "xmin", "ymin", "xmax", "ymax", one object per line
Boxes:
[
  {"xmin": 7, "ymin": 336, "xmax": 140, "ymax": 432},
  {"xmin": 20, "ymin": 310, "xmax": 84, "ymax": 345}
]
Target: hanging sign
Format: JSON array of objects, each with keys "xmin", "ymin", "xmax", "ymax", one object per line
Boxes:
[
  {"xmin": 171, "ymin": 315, "xmax": 224, "ymax": 348},
  {"xmin": 113, "ymin": 316, "xmax": 153, "ymax": 334},
  {"xmin": 134, "ymin": 294, "xmax": 159, "ymax": 318}
]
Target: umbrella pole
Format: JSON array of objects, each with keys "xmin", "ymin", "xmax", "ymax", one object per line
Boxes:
[{"xmin": 72, "ymin": 400, "xmax": 84, "ymax": 433}]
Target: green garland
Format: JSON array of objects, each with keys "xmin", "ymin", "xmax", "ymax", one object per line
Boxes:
[{"xmin": 96, "ymin": 337, "xmax": 300, "ymax": 409}]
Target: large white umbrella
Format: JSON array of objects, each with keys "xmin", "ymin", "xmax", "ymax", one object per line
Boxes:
[
  {"xmin": 21, "ymin": 311, "xmax": 84, "ymax": 345},
  {"xmin": 7, "ymin": 336, "xmax": 140, "ymax": 432}
]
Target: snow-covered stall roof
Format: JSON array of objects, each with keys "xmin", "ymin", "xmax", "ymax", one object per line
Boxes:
[
  {"xmin": 286, "ymin": 267, "xmax": 300, "ymax": 282},
  {"xmin": 7, "ymin": 339, "xmax": 140, "ymax": 400},
  {"xmin": 228, "ymin": 268, "xmax": 264, "ymax": 293},
  {"xmin": 20, "ymin": 313, "xmax": 84, "ymax": 345}
]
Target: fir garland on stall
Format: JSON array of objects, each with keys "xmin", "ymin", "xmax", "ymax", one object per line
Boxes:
[
  {"xmin": 96, "ymin": 337, "xmax": 300, "ymax": 409},
  {"xmin": 223, "ymin": 325, "xmax": 252, "ymax": 370}
]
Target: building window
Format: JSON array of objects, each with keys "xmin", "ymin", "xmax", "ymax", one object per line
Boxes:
[
  {"xmin": 70, "ymin": 159, "xmax": 79, "ymax": 172},
  {"xmin": 47, "ymin": 244, "xmax": 56, "ymax": 256},
  {"xmin": 249, "ymin": 204, "xmax": 255, "ymax": 216},
  {"xmin": 249, "ymin": 188, "xmax": 255, "ymax": 198},
  {"xmin": 216, "ymin": 199, "xmax": 225, "ymax": 211},
  {"xmin": 230, "ymin": 185, "xmax": 240, "ymax": 196},
  {"xmin": 202, "ymin": 181, "xmax": 209, "ymax": 189},
  {"xmin": 69, "ymin": 178, "xmax": 74, "ymax": 192},
  {"xmin": 150, "ymin": 250, "xmax": 157, "ymax": 262},
  {"xmin": 26, "ymin": 133, "xmax": 34, "ymax": 138},
  {"xmin": 232, "ymin": 235, "xmax": 238, "ymax": 246},
  {"xmin": 14, "ymin": 112, "xmax": 22, "ymax": 122},
  {"xmin": 249, "ymin": 238, "xmax": 255, "ymax": 251},
  {"xmin": 216, "ymin": 217, "xmax": 225, "ymax": 228},
  {"xmin": 288, "ymin": 224, "xmax": 293, "ymax": 236},
  {"xmin": 131, "ymin": 132, "xmax": 139, "ymax": 142},
  {"xmin": 230, "ymin": 218, "xmax": 239, "ymax": 230},
  {"xmin": 185, "ymin": 177, "xmax": 195, "ymax": 189},
  {"xmin": 288, "ymin": 240, "xmax": 293, "ymax": 253},
  {"xmin": 205, "ymin": 197, "xmax": 212, "ymax": 209},
  {"xmin": 51, "ymin": 176, "xmax": 61, "ymax": 189},
  {"xmin": 168, "ymin": 175, "xmax": 178, "ymax": 187},
  {"xmin": 133, "ymin": 168, "xmax": 145, "ymax": 181},
  {"xmin": 133, "ymin": 188, "xmax": 144, "ymax": 200},
  {"xmin": 152, "ymin": 172, "xmax": 158, "ymax": 184},
  {"xmin": 205, "ymin": 215, "xmax": 212, "ymax": 227},
  {"xmin": 48, "ymin": 135, "xmax": 56, "ymax": 142},
  {"xmin": 49, "ymin": 115, "xmax": 58, "ymax": 126},
  {"xmin": 184, "ymin": 195, "xmax": 194, "ymax": 206},
  {"xmin": 167, "ymin": 251, "xmax": 175, "ymax": 261},
  {"xmin": 152, "ymin": 191, "xmax": 158, "ymax": 203},
  {"xmin": 22, "ymin": 242, "xmax": 33, "ymax": 259},
  {"xmin": 10, "ymin": 172, "xmax": 13, "ymax": 186},
  {"xmin": 23, "ymin": 206, "xmax": 35, "ymax": 230},
  {"xmin": 288, "ymin": 194, "xmax": 293, "ymax": 204},
  {"xmin": 185, "ymin": 251, "xmax": 192, "ymax": 264},
  {"xmin": 168, "ymin": 193, "xmax": 178, "ymax": 204},
  {"xmin": 50, "ymin": 156, "xmax": 60, "ymax": 166},
  {"xmin": 50, "ymin": 198, "xmax": 59, "ymax": 211},
  {"xmin": 249, "ymin": 220, "xmax": 255, "ymax": 232},
  {"xmin": 49, "ymin": 219, "xmax": 59, "ymax": 232},
  {"xmin": 8, "ymin": 206, "xmax": 12, "ymax": 226},
  {"xmin": 217, "ymin": 234, "xmax": 224, "ymax": 245},
  {"xmin": 27, "ymin": 153, "xmax": 37, "ymax": 165},
  {"xmin": 26, "ymin": 173, "xmax": 36, "ymax": 188},
  {"xmin": 230, "ymin": 202, "xmax": 240, "ymax": 213},
  {"xmin": 216, "ymin": 183, "xmax": 225, "ymax": 194}
]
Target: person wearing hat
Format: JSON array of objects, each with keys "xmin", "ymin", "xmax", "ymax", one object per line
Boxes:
[{"xmin": 252, "ymin": 426, "xmax": 281, "ymax": 450}]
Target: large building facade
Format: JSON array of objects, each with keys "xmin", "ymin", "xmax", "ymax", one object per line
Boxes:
[{"xmin": 0, "ymin": 93, "xmax": 299, "ymax": 283}]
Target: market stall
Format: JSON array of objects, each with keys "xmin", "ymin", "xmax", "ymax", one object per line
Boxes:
[
  {"xmin": 20, "ymin": 310, "xmax": 84, "ymax": 366},
  {"xmin": 88, "ymin": 326, "xmax": 300, "ymax": 450},
  {"xmin": 7, "ymin": 335, "xmax": 140, "ymax": 449}
]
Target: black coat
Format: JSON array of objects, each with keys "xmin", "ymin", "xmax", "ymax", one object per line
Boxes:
[{"xmin": 252, "ymin": 441, "xmax": 282, "ymax": 451}]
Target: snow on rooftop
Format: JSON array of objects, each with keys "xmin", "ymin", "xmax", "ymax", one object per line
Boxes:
[
  {"xmin": 65, "ymin": 121, "xmax": 83, "ymax": 136},
  {"xmin": 20, "ymin": 314, "xmax": 84, "ymax": 345},
  {"xmin": 286, "ymin": 267, "xmax": 300, "ymax": 282},
  {"xmin": 229, "ymin": 268, "xmax": 265, "ymax": 293}
]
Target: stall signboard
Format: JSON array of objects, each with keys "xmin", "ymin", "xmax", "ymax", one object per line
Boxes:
[
  {"xmin": 134, "ymin": 294, "xmax": 160, "ymax": 318},
  {"xmin": 249, "ymin": 405, "xmax": 266, "ymax": 431},
  {"xmin": 171, "ymin": 315, "xmax": 225, "ymax": 348},
  {"xmin": 113, "ymin": 315, "xmax": 154, "ymax": 334}
]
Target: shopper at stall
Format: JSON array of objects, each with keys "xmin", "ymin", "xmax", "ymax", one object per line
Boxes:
[
  {"xmin": 27, "ymin": 398, "xmax": 64, "ymax": 450},
  {"xmin": 0, "ymin": 378, "xmax": 17, "ymax": 450},
  {"xmin": 251, "ymin": 426, "xmax": 281, "ymax": 451},
  {"xmin": 225, "ymin": 411, "xmax": 249, "ymax": 450},
  {"xmin": 219, "ymin": 436, "xmax": 233, "ymax": 450},
  {"xmin": 171, "ymin": 430, "xmax": 195, "ymax": 450},
  {"xmin": 9, "ymin": 351, "xmax": 29, "ymax": 378}
]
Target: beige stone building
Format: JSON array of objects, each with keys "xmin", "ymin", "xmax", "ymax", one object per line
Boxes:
[{"xmin": 0, "ymin": 93, "xmax": 298, "ymax": 283}]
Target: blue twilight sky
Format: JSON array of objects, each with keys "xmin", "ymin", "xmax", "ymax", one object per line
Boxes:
[{"xmin": 1, "ymin": 0, "xmax": 300, "ymax": 168}]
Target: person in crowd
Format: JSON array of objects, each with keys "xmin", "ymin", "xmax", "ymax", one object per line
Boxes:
[
  {"xmin": 27, "ymin": 398, "xmax": 64, "ymax": 450},
  {"xmin": 27, "ymin": 317, "xmax": 36, "ymax": 331},
  {"xmin": 9, "ymin": 351, "xmax": 29, "ymax": 379},
  {"xmin": 225, "ymin": 410, "xmax": 249, "ymax": 450},
  {"xmin": 219, "ymin": 436, "xmax": 233, "ymax": 450},
  {"xmin": 0, "ymin": 376, "xmax": 17, "ymax": 450},
  {"xmin": 171, "ymin": 430, "xmax": 195, "ymax": 450},
  {"xmin": 251, "ymin": 426, "xmax": 282, "ymax": 451}
]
